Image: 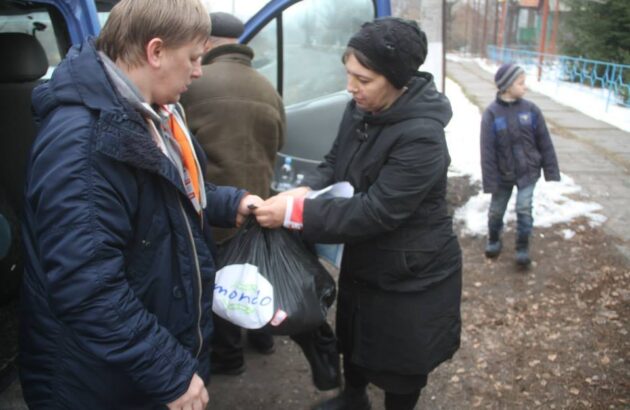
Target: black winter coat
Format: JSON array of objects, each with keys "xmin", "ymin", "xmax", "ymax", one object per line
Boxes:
[
  {"xmin": 480, "ymin": 95, "xmax": 560, "ymax": 193},
  {"xmin": 302, "ymin": 73, "xmax": 462, "ymax": 375}
]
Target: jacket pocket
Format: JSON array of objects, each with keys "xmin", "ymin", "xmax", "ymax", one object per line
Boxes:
[
  {"xmin": 376, "ymin": 228, "xmax": 452, "ymax": 291},
  {"xmin": 526, "ymin": 147, "xmax": 542, "ymax": 170},
  {"xmin": 126, "ymin": 213, "xmax": 167, "ymax": 281},
  {"xmin": 495, "ymin": 129, "xmax": 515, "ymax": 178},
  {"xmin": 56, "ymin": 331, "xmax": 153, "ymax": 408},
  {"xmin": 497, "ymin": 156, "xmax": 514, "ymax": 179}
]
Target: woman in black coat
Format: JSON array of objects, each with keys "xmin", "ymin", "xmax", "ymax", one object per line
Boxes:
[{"xmin": 255, "ymin": 17, "xmax": 462, "ymax": 410}]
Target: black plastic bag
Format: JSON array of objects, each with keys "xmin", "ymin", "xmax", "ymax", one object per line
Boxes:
[
  {"xmin": 216, "ymin": 217, "xmax": 336, "ymax": 336},
  {"xmin": 290, "ymin": 323, "xmax": 341, "ymax": 390}
]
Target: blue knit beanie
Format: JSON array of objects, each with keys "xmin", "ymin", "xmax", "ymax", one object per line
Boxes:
[{"xmin": 494, "ymin": 63, "xmax": 525, "ymax": 93}]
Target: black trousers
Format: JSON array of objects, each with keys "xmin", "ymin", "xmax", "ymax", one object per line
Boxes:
[
  {"xmin": 344, "ymin": 357, "xmax": 425, "ymax": 410},
  {"xmin": 210, "ymin": 313, "xmax": 273, "ymax": 366}
]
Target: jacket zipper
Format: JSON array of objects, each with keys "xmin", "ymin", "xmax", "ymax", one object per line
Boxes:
[
  {"xmin": 343, "ymin": 121, "xmax": 368, "ymax": 179},
  {"xmin": 177, "ymin": 196, "xmax": 204, "ymax": 358}
]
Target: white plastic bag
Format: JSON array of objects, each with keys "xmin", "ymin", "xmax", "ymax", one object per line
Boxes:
[{"xmin": 212, "ymin": 263, "xmax": 275, "ymax": 329}]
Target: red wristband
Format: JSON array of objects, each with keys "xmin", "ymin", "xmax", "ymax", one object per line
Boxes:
[{"xmin": 283, "ymin": 197, "xmax": 304, "ymax": 230}]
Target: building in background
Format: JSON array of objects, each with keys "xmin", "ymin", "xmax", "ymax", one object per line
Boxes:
[{"xmin": 448, "ymin": 0, "xmax": 567, "ymax": 56}]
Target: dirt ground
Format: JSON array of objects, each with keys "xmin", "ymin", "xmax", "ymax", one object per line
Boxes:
[
  {"xmin": 0, "ymin": 176, "xmax": 628, "ymax": 409},
  {"xmin": 205, "ymin": 176, "xmax": 630, "ymax": 410}
]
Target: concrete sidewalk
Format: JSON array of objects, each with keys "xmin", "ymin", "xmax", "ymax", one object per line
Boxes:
[{"xmin": 447, "ymin": 58, "xmax": 630, "ymax": 257}]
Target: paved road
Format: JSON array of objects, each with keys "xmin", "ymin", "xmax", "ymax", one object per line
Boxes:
[{"xmin": 447, "ymin": 58, "xmax": 630, "ymax": 260}]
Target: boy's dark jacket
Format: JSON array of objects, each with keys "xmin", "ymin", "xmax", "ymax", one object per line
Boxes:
[
  {"xmin": 480, "ymin": 95, "xmax": 560, "ymax": 193},
  {"xmin": 20, "ymin": 39, "xmax": 245, "ymax": 409}
]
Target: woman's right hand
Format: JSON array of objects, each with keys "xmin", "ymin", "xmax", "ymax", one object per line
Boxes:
[
  {"xmin": 253, "ymin": 195, "xmax": 288, "ymax": 228},
  {"xmin": 276, "ymin": 186, "xmax": 311, "ymax": 198}
]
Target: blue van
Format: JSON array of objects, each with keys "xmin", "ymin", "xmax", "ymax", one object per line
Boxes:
[
  {"xmin": 0, "ymin": 0, "xmax": 392, "ymax": 302},
  {"xmin": 0, "ymin": 0, "xmax": 394, "ymax": 397}
]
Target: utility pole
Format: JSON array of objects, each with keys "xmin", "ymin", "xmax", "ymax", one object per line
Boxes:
[
  {"xmin": 464, "ymin": 0, "xmax": 470, "ymax": 53},
  {"xmin": 537, "ymin": 0, "xmax": 550, "ymax": 81},
  {"xmin": 494, "ymin": 0, "xmax": 499, "ymax": 46},
  {"xmin": 482, "ymin": 0, "xmax": 490, "ymax": 57},
  {"xmin": 472, "ymin": 0, "xmax": 479, "ymax": 54},
  {"xmin": 470, "ymin": 0, "xmax": 476, "ymax": 54},
  {"xmin": 549, "ymin": 0, "xmax": 560, "ymax": 54},
  {"xmin": 497, "ymin": 0, "xmax": 509, "ymax": 50}
]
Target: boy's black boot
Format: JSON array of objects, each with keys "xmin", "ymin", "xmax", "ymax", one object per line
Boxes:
[
  {"xmin": 515, "ymin": 235, "xmax": 531, "ymax": 267},
  {"xmin": 312, "ymin": 386, "xmax": 371, "ymax": 410},
  {"xmin": 484, "ymin": 229, "xmax": 502, "ymax": 258}
]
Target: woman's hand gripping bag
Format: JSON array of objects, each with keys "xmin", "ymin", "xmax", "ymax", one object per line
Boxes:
[{"xmin": 212, "ymin": 217, "xmax": 336, "ymax": 335}]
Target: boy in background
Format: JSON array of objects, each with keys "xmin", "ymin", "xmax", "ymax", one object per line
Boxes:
[{"xmin": 480, "ymin": 64, "xmax": 560, "ymax": 267}]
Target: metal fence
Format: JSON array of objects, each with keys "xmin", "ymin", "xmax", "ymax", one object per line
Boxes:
[{"xmin": 487, "ymin": 45, "xmax": 630, "ymax": 110}]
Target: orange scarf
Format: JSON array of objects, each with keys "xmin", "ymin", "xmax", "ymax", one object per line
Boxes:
[{"xmin": 169, "ymin": 114, "xmax": 201, "ymax": 205}]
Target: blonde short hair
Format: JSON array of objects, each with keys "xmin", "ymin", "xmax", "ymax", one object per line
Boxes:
[{"xmin": 96, "ymin": 0, "xmax": 210, "ymax": 67}]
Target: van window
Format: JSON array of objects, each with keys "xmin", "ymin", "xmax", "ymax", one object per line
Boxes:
[
  {"xmin": 279, "ymin": 0, "xmax": 373, "ymax": 105},
  {"xmin": 217, "ymin": 0, "xmax": 374, "ymax": 105},
  {"xmin": 0, "ymin": 8, "xmax": 61, "ymax": 68},
  {"xmin": 249, "ymin": 18, "xmax": 278, "ymax": 89}
]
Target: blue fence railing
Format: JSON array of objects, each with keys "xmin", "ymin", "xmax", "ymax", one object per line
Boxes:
[{"xmin": 487, "ymin": 45, "xmax": 630, "ymax": 110}]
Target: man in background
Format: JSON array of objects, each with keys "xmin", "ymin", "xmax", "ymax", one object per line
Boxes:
[{"xmin": 181, "ymin": 11, "xmax": 285, "ymax": 375}]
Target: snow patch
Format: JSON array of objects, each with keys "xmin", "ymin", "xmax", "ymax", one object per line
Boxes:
[{"xmin": 562, "ymin": 229, "xmax": 576, "ymax": 240}]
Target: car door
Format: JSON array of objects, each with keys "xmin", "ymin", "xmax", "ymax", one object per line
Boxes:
[
  {"xmin": 212, "ymin": 0, "xmax": 392, "ymax": 183},
  {"xmin": 0, "ymin": 0, "xmax": 98, "ymax": 303}
]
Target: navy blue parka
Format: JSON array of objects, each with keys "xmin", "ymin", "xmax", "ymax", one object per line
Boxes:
[
  {"xmin": 19, "ymin": 39, "xmax": 246, "ymax": 409},
  {"xmin": 480, "ymin": 95, "xmax": 560, "ymax": 193}
]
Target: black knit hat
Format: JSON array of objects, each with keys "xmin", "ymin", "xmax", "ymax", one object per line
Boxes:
[
  {"xmin": 347, "ymin": 17, "xmax": 428, "ymax": 89},
  {"xmin": 495, "ymin": 63, "xmax": 525, "ymax": 92},
  {"xmin": 210, "ymin": 12, "xmax": 244, "ymax": 38}
]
